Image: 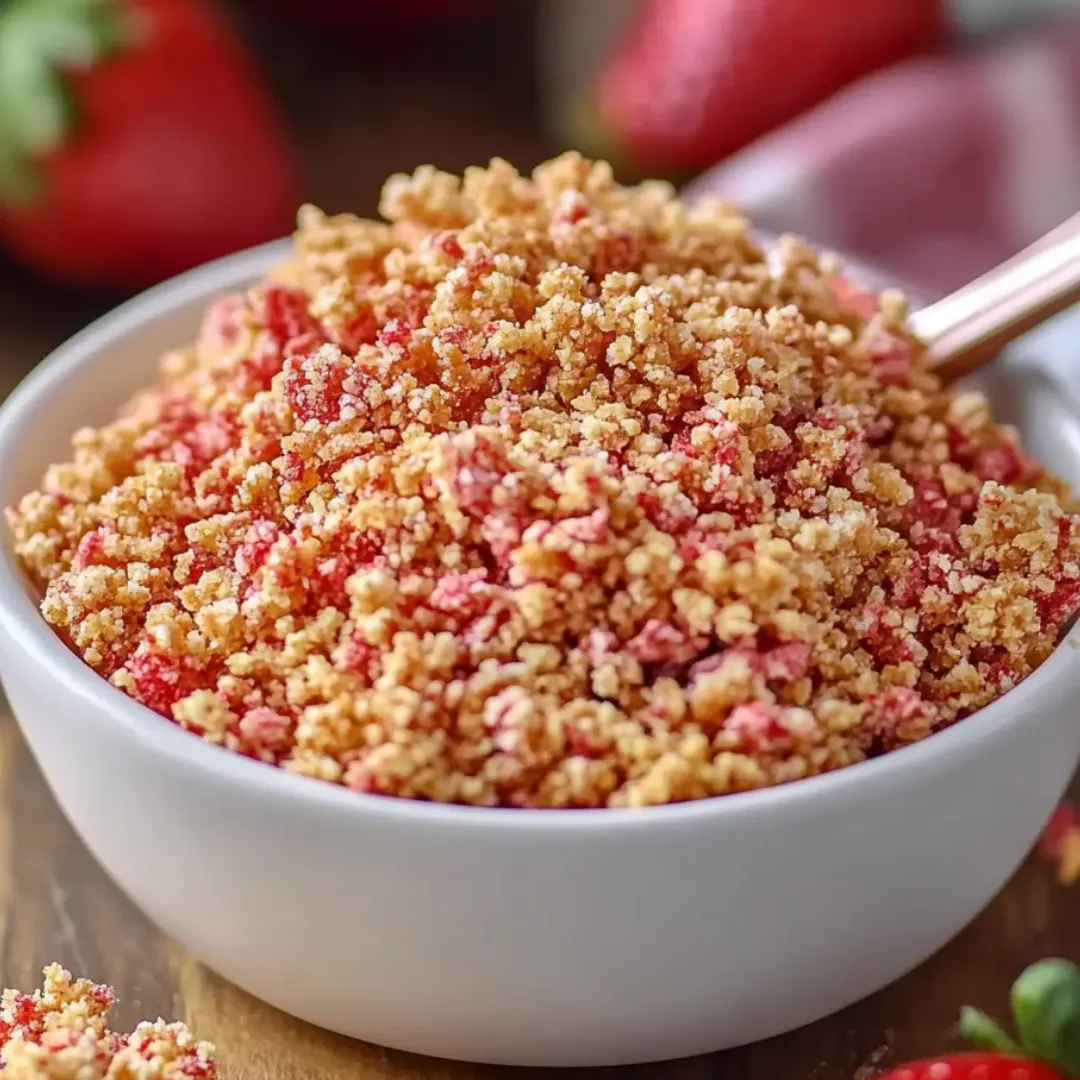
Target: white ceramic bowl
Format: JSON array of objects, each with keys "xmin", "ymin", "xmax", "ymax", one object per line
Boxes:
[{"xmin": 2, "ymin": 241, "xmax": 1080, "ymax": 1069}]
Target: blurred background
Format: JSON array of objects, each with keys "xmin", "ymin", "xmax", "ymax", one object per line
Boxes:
[
  {"xmin": 0, "ymin": 0, "xmax": 545, "ymax": 402},
  {"xmin": 2, "ymin": 0, "xmax": 1080, "ymax": 407}
]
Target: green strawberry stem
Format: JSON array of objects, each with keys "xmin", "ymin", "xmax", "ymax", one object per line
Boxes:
[
  {"xmin": 961, "ymin": 959, "xmax": 1080, "ymax": 1078},
  {"xmin": 959, "ymin": 1005, "xmax": 1022, "ymax": 1055},
  {"xmin": 0, "ymin": 0, "xmax": 131, "ymax": 201}
]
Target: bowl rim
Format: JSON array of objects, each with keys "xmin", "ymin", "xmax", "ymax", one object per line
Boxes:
[{"xmin": 1, "ymin": 237, "xmax": 1078, "ymax": 832}]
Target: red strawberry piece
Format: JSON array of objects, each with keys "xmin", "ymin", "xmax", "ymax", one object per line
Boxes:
[
  {"xmin": 1039, "ymin": 800, "xmax": 1080, "ymax": 860},
  {"xmin": 1036, "ymin": 801, "xmax": 1080, "ymax": 885},
  {"xmin": 875, "ymin": 1053, "xmax": 1066, "ymax": 1079},
  {"xmin": 881, "ymin": 959, "xmax": 1080, "ymax": 1080},
  {"xmin": 881, "ymin": 1054, "xmax": 1067, "ymax": 1080},
  {"xmin": 593, "ymin": 0, "xmax": 947, "ymax": 172},
  {"xmin": 0, "ymin": 0, "xmax": 301, "ymax": 289}
]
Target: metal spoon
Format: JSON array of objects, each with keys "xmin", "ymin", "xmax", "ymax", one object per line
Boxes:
[{"xmin": 912, "ymin": 210, "xmax": 1080, "ymax": 382}]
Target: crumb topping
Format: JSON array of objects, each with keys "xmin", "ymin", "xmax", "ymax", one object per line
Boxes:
[
  {"xmin": 0, "ymin": 966, "xmax": 214, "ymax": 1080},
  {"xmin": 7, "ymin": 152, "xmax": 1080, "ymax": 808}
]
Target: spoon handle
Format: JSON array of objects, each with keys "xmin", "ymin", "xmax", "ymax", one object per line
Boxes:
[{"xmin": 910, "ymin": 211, "xmax": 1080, "ymax": 382}]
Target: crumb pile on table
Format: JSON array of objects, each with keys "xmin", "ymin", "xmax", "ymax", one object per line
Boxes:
[
  {"xmin": 0, "ymin": 965, "xmax": 214, "ymax": 1080},
  {"xmin": 7, "ymin": 152, "xmax": 1080, "ymax": 808}
]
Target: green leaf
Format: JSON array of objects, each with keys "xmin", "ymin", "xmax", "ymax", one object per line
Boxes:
[
  {"xmin": 0, "ymin": 51, "xmax": 74, "ymax": 154},
  {"xmin": 1011, "ymin": 958, "xmax": 1080, "ymax": 1079},
  {"xmin": 0, "ymin": 0, "xmax": 131, "ymax": 202},
  {"xmin": 0, "ymin": 134, "xmax": 40, "ymax": 201},
  {"xmin": 960, "ymin": 1006, "xmax": 1023, "ymax": 1055}
]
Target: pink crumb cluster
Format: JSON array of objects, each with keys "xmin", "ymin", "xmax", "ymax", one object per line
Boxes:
[
  {"xmin": 0, "ymin": 965, "xmax": 214, "ymax": 1080},
  {"xmin": 7, "ymin": 152, "xmax": 1080, "ymax": 808}
]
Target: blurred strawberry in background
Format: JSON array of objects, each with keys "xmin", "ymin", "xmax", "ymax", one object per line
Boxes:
[
  {"xmin": 0, "ymin": 0, "xmax": 300, "ymax": 290},
  {"xmin": 581, "ymin": 0, "xmax": 946, "ymax": 173},
  {"xmin": 541, "ymin": 0, "xmax": 1080, "ymax": 296}
]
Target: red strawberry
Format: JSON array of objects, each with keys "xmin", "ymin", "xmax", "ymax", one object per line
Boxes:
[
  {"xmin": 0, "ymin": 0, "xmax": 301, "ymax": 290},
  {"xmin": 875, "ymin": 1053, "xmax": 1065, "ymax": 1079},
  {"xmin": 879, "ymin": 959, "xmax": 1080, "ymax": 1080},
  {"xmin": 592, "ymin": 0, "xmax": 947, "ymax": 172}
]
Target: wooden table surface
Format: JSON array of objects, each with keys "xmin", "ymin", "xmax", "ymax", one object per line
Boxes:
[{"xmin": 0, "ymin": 6, "xmax": 1078, "ymax": 1076}]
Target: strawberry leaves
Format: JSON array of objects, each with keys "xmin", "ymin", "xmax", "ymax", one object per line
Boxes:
[
  {"xmin": 0, "ymin": 0, "xmax": 131, "ymax": 200},
  {"xmin": 962, "ymin": 959, "xmax": 1080, "ymax": 1079}
]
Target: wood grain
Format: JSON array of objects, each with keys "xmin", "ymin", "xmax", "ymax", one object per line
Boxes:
[{"xmin": 0, "ymin": 704, "xmax": 1076, "ymax": 1080}]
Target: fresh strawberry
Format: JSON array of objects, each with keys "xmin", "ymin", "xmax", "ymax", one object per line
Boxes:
[
  {"xmin": 875, "ymin": 1053, "xmax": 1066, "ymax": 1079},
  {"xmin": 591, "ymin": 0, "xmax": 947, "ymax": 173},
  {"xmin": 878, "ymin": 959, "xmax": 1080, "ymax": 1080},
  {"xmin": 0, "ymin": 0, "xmax": 301, "ymax": 290}
]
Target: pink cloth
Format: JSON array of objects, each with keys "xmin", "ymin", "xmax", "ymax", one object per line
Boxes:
[{"xmin": 684, "ymin": 24, "xmax": 1080, "ymax": 299}]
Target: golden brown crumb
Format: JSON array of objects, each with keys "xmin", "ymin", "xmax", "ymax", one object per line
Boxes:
[
  {"xmin": 0, "ymin": 965, "xmax": 214, "ymax": 1079},
  {"xmin": 7, "ymin": 152, "xmax": 1080, "ymax": 808}
]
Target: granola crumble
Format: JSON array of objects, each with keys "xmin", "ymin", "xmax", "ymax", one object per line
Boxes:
[
  {"xmin": 7, "ymin": 152, "xmax": 1080, "ymax": 808},
  {"xmin": 0, "ymin": 966, "xmax": 214, "ymax": 1080}
]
